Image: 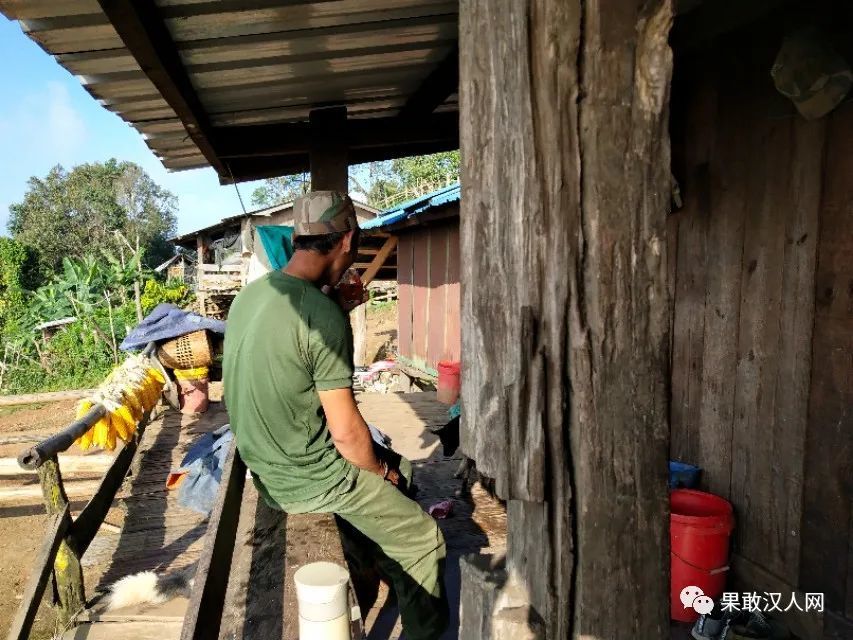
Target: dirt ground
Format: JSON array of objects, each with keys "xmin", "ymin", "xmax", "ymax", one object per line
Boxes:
[
  {"xmin": 365, "ymin": 300, "xmax": 398, "ymax": 364},
  {"xmin": 0, "ymin": 401, "xmax": 85, "ymax": 638}
]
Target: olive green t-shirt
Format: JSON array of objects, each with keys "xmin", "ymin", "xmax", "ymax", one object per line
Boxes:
[{"xmin": 223, "ymin": 271, "xmax": 357, "ymax": 506}]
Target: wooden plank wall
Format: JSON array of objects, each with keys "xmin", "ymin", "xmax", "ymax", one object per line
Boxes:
[
  {"xmin": 800, "ymin": 101, "xmax": 853, "ymax": 626},
  {"xmin": 669, "ymin": 26, "xmax": 853, "ymax": 632},
  {"xmin": 395, "ymin": 217, "xmax": 461, "ymax": 373}
]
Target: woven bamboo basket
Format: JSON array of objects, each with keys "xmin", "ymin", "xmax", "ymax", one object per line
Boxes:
[{"xmin": 157, "ymin": 330, "xmax": 213, "ymax": 369}]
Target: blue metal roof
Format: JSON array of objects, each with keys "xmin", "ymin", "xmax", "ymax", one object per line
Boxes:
[{"xmin": 361, "ymin": 182, "xmax": 460, "ymax": 230}]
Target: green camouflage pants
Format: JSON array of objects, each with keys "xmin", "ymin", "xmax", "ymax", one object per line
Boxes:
[{"xmin": 278, "ymin": 458, "xmax": 448, "ymax": 640}]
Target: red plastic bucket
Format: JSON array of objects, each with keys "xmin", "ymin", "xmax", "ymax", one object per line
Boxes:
[
  {"xmin": 436, "ymin": 361, "xmax": 461, "ymax": 405},
  {"xmin": 670, "ymin": 489, "xmax": 734, "ymax": 622}
]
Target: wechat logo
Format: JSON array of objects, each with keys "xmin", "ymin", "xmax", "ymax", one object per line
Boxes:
[{"xmin": 680, "ymin": 586, "xmax": 715, "ymax": 615}]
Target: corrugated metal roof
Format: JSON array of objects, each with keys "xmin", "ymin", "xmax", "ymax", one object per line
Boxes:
[
  {"xmin": 0, "ymin": 0, "xmax": 459, "ymax": 179},
  {"xmin": 361, "ymin": 182, "xmax": 459, "ymax": 230}
]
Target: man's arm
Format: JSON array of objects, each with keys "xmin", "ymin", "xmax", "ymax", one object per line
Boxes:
[{"xmin": 319, "ymin": 388, "xmax": 399, "ymax": 483}]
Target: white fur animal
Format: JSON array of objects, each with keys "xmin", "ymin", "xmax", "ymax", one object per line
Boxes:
[{"xmin": 105, "ymin": 569, "xmax": 195, "ymax": 611}]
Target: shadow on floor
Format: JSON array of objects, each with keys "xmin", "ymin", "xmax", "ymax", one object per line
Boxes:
[{"xmin": 357, "ymin": 392, "xmax": 506, "ymax": 640}]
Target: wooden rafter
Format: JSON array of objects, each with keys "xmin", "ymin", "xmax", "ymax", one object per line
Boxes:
[
  {"xmin": 215, "ymin": 113, "xmax": 459, "ymax": 159},
  {"xmin": 397, "ymin": 43, "xmax": 459, "ymax": 119},
  {"xmin": 96, "ymin": 0, "xmax": 225, "ymax": 176},
  {"xmin": 221, "ymin": 138, "xmax": 459, "ymax": 184}
]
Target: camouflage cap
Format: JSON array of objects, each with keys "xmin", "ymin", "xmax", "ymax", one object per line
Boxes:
[{"xmin": 292, "ymin": 191, "xmax": 358, "ymax": 238}]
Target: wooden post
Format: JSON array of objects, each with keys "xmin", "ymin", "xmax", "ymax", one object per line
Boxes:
[
  {"xmin": 309, "ymin": 107, "xmax": 348, "ymax": 193},
  {"xmin": 308, "ymin": 106, "xmax": 365, "ymax": 365},
  {"xmin": 196, "ymin": 234, "xmax": 207, "ymax": 315},
  {"xmin": 38, "ymin": 457, "xmax": 85, "ymax": 626},
  {"xmin": 459, "ymin": 0, "xmax": 673, "ymax": 637},
  {"xmin": 351, "ymin": 305, "xmax": 368, "ymax": 367}
]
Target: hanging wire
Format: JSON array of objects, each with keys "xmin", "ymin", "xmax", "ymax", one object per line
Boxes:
[{"xmin": 226, "ymin": 162, "xmax": 248, "ymax": 215}]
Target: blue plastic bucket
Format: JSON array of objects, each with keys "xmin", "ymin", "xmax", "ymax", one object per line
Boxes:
[{"xmin": 669, "ymin": 461, "xmax": 701, "ymax": 489}]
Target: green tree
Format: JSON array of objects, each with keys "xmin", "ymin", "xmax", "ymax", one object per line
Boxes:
[
  {"xmin": 7, "ymin": 160, "xmax": 178, "ymax": 274},
  {"xmin": 0, "ymin": 238, "xmax": 40, "ymax": 333},
  {"xmin": 364, "ymin": 151, "xmax": 459, "ymax": 207},
  {"xmin": 251, "ymin": 172, "xmax": 310, "ymax": 207}
]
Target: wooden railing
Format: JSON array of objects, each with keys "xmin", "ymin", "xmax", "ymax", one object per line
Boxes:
[
  {"xmin": 197, "ymin": 263, "xmax": 243, "ymax": 293},
  {"xmin": 179, "ymin": 441, "xmax": 246, "ymax": 640},
  {"xmin": 6, "ymin": 343, "xmax": 158, "ymax": 640}
]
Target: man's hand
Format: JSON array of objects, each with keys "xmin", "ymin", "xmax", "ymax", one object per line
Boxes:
[
  {"xmin": 320, "ymin": 285, "xmax": 368, "ymax": 312},
  {"xmin": 383, "ymin": 464, "xmax": 401, "ymax": 487},
  {"xmin": 333, "ymin": 286, "xmax": 368, "ymax": 312}
]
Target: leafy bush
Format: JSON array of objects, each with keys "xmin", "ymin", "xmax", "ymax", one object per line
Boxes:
[
  {"xmin": 141, "ymin": 278, "xmax": 194, "ymax": 315},
  {"xmin": 0, "ymin": 238, "xmax": 40, "ymax": 335},
  {"xmin": 0, "ymin": 247, "xmax": 195, "ymax": 394}
]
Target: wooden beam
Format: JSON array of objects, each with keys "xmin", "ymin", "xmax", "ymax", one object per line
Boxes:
[
  {"xmin": 38, "ymin": 458, "xmax": 85, "ymax": 626},
  {"xmin": 96, "ymin": 0, "xmax": 224, "ymax": 176},
  {"xmin": 6, "ymin": 506, "xmax": 71, "ymax": 640},
  {"xmin": 309, "ymin": 107, "xmax": 348, "ymax": 192},
  {"xmin": 360, "ymin": 236, "xmax": 398, "ymax": 285},
  {"xmin": 221, "ymin": 138, "xmax": 459, "ymax": 184},
  {"xmin": 0, "ymin": 454, "xmax": 113, "ymax": 477},
  {"xmin": 459, "ymin": 0, "xmax": 673, "ymax": 636},
  {"xmin": 215, "ymin": 113, "xmax": 459, "ymax": 160},
  {"xmin": 0, "ymin": 389, "xmax": 95, "ymax": 408},
  {"xmin": 73, "ymin": 416, "xmax": 150, "ymax": 554},
  {"xmin": 180, "ymin": 442, "xmax": 246, "ymax": 640},
  {"xmin": 397, "ymin": 44, "xmax": 459, "ymax": 119}
]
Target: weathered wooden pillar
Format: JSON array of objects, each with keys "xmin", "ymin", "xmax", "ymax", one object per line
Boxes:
[
  {"xmin": 38, "ymin": 458, "xmax": 85, "ymax": 626},
  {"xmin": 309, "ymin": 107, "xmax": 349, "ymax": 193},
  {"xmin": 309, "ymin": 107, "xmax": 367, "ymax": 362},
  {"xmin": 459, "ymin": 0, "xmax": 674, "ymax": 638},
  {"xmin": 196, "ymin": 234, "xmax": 207, "ymax": 315}
]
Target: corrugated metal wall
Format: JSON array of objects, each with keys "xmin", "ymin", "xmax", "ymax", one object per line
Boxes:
[{"xmin": 397, "ymin": 217, "xmax": 461, "ymax": 374}]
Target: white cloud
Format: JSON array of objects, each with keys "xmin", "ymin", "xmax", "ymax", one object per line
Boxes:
[
  {"xmin": 0, "ymin": 81, "xmax": 87, "ymax": 166},
  {"xmin": 44, "ymin": 82, "xmax": 87, "ymax": 159}
]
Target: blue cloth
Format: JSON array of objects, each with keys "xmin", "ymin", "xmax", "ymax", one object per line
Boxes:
[
  {"xmin": 256, "ymin": 225, "xmax": 294, "ymax": 271},
  {"xmin": 449, "ymin": 401, "xmax": 461, "ymax": 420},
  {"xmin": 176, "ymin": 425, "xmax": 233, "ymax": 516},
  {"xmin": 368, "ymin": 424, "xmax": 391, "ymax": 449},
  {"xmin": 120, "ymin": 303, "xmax": 226, "ymax": 351}
]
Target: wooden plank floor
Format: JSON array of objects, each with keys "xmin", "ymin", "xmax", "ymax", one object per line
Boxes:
[
  {"xmin": 70, "ymin": 392, "xmax": 509, "ymax": 639},
  {"xmin": 81, "ymin": 404, "xmax": 229, "ymax": 600},
  {"xmin": 355, "ymin": 392, "xmax": 507, "ymax": 640}
]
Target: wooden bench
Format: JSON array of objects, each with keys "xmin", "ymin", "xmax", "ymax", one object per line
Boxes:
[
  {"xmin": 181, "ymin": 443, "xmax": 361, "ymax": 640},
  {"xmin": 55, "ymin": 438, "xmax": 358, "ymax": 640},
  {"xmin": 219, "ymin": 482, "xmax": 359, "ymax": 639}
]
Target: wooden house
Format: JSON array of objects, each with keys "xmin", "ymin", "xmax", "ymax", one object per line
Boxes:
[
  {"xmin": 170, "ymin": 200, "xmax": 379, "ymax": 317},
  {"xmin": 362, "ymin": 184, "xmax": 461, "ymax": 379},
  {"xmin": 154, "ymin": 254, "xmax": 195, "ymax": 285}
]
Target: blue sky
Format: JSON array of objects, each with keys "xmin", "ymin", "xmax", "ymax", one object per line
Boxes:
[{"xmin": 0, "ymin": 16, "xmax": 263, "ymax": 237}]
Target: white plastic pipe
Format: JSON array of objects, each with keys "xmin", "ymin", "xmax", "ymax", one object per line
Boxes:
[{"xmin": 293, "ymin": 561, "xmax": 351, "ymax": 639}]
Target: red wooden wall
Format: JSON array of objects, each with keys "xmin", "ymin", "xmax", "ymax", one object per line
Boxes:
[{"xmin": 396, "ymin": 216, "xmax": 461, "ymax": 374}]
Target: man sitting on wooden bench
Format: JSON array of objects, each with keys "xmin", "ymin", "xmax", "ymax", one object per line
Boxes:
[{"xmin": 223, "ymin": 191, "xmax": 448, "ymax": 640}]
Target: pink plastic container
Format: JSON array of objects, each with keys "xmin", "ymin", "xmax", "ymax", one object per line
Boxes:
[
  {"xmin": 436, "ymin": 361, "xmax": 461, "ymax": 405},
  {"xmin": 177, "ymin": 376, "xmax": 209, "ymax": 414}
]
